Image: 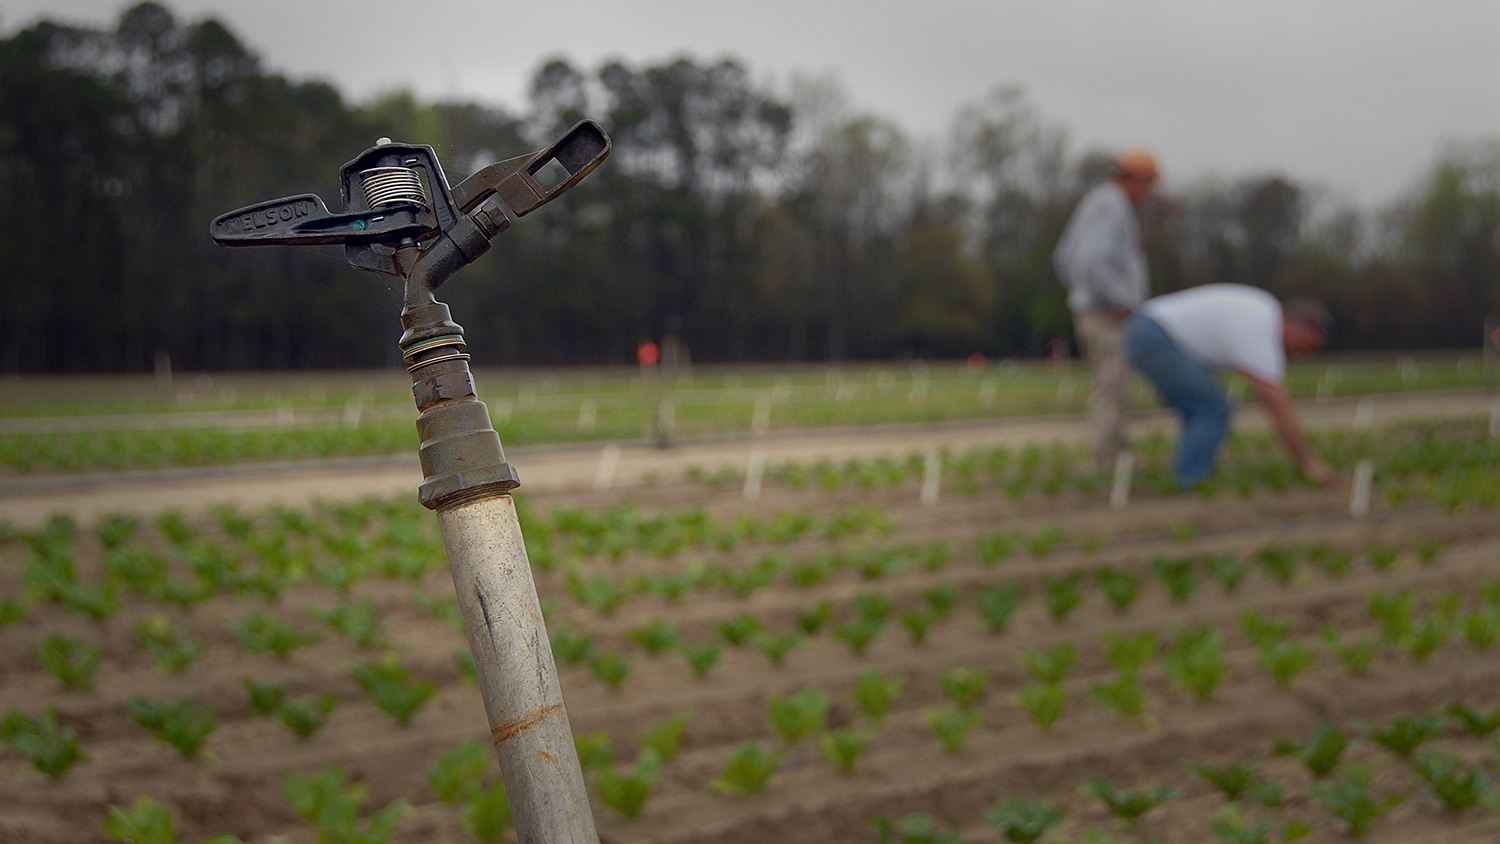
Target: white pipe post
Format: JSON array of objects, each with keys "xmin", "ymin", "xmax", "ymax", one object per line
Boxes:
[
  {"xmin": 920, "ymin": 448, "xmax": 942, "ymax": 506},
  {"xmin": 594, "ymin": 443, "xmax": 620, "ymax": 491},
  {"xmin": 1110, "ymin": 451, "xmax": 1135, "ymax": 511},
  {"xmin": 744, "ymin": 449, "xmax": 767, "ymax": 501},
  {"xmin": 1350, "ymin": 459, "xmax": 1374, "ymax": 519}
]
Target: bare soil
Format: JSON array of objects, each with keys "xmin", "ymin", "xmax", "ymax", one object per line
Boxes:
[{"xmin": 3, "ymin": 392, "xmax": 1500, "ymax": 843}]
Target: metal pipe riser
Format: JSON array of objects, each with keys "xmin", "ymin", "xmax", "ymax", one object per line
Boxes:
[{"xmin": 438, "ymin": 495, "xmax": 599, "ymax": 844}]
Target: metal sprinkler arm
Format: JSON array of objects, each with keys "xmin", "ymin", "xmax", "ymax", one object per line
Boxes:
[{"xmin": 210, "ymin": 121, "xmax": 611, "ymax": 844}]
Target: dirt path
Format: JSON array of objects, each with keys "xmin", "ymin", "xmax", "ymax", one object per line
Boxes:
[{"xmin": 1, "ymin": 390, "xmax": 1492, "ymax": 528}]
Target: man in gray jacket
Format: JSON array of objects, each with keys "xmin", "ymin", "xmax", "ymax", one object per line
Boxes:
[{"xmin": 1052, "ymin": 149, "xmax": 1158, "ymax": 469}]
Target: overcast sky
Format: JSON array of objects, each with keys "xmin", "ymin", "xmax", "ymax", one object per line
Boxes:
[{"xmin": 6, "ymin": 1, "xmax": 1498, "ymax": 208}]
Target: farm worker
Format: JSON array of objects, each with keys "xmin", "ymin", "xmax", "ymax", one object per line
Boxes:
[
  {"xmin": 1052, "ymin": 148, "xmax": 1159, "ymax": 470},
  {"xmin": 1121, "ymin": 283, "xmax": 1339, "ymax": 489}
]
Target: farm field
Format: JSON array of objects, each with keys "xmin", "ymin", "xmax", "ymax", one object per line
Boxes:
[{"xmin": 3, "ymin": 366, "xmax": 1500, "ymax": 843}]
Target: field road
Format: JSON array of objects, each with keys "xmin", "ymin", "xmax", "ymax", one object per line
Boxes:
[{"xmin": 1, "ymin": 390, "xmax": 1494, "ymax": 528}]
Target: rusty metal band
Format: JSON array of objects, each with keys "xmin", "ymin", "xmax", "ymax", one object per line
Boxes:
[
  {"xmin": 401, "ymin": 334, "xmax": 466, "ymax": 360},
  {"xmin": 406, "ymin": 351, "xmax": 471, "ymax": 373}
]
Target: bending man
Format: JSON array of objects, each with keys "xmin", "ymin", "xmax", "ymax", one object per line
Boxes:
[
  {"xmin": 1121, "ymin": 283, "xmax": 1338, "ymax": 489},
  {"xmin": 1052, "ymin": 149, "xmax": 1159, "ymax": 469}
]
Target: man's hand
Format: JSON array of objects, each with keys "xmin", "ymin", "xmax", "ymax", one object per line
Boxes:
[{"xmin": 1301, "ymin": 457, "xmax": 1341, "ymax": 489}]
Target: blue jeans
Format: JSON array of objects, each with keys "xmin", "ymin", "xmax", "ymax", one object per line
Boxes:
[{"xmin": 1122, "ymin": 314, "xmax": 1231, "ymax": 488}]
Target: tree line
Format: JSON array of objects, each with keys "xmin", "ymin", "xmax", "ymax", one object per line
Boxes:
[{"xmin": 3, "ymin": 3, "xmax": 1497, "ymax": 373}]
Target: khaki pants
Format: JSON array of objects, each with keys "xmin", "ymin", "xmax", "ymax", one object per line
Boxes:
[{"xmin": 1075, "ymin": 309, "xmax": 1130, "ymax": 466}]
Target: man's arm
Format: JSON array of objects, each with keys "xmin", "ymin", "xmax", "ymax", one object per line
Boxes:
[{"xmin": 1245, "ymin": 373, "xmax": 1339, "ymax": 486}]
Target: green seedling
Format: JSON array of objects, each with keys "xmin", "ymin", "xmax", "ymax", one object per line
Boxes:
[
  {"xmin": 103, "ymin": 796, "xmax": 244, "ymax": 844},
  {"xmin": 1365, "ymin": 542, "xmax": 1400, "ymax": 572},
  {"xmin": 1274, "ymin": 722, "xmax": 1350, "ymax": 779},
  {"xmin": 1360, "ymin": 713, "xmax": 1446, "ymax": 759},
  {"xmin": 679, "ymin": 640, "xmax": 722, "ymax": 679},
  {"xmin": 853, "ymin": 592, "xmax": 895, "ymax": 623},
  {"xmin": 285, "ymin": 765, "xmax": 407, "ymax": 844},
  {"xmin": 1189, "ymin": 762, "xmax": 1262, "ymax": 802},
  {"xmin": 976, "ymin": 529, "xmax": 1022, "ymax": 565},
  {"xmin": 1027, "ymin": 524, "xmax": 1067, "ymax": 557},
  {"xmin": 626, "ymin": 619, "xmax": 681, "ymax": 655},
  {"xmin": 461, "ymin": 781, "xmax": 512, "ymax": 843},
  {"xmin": 636, "ymin": 710, "xmax": 694, "ymax": 763},
  {"xmin": 750, "ymin": 629, "xmax": 804, "ymax": 666},
  {"xmin": 1209, "ymin": 804, "xmax": 1310, "ymax": 844},
  {"xmin": 1460, "ymin": 608, "xmax": 1500, "ymax": 650},
  {"xmin": 787, "ymin": 555, "xmax": 836, "ymax": 588},
  {"xmin": 311, "ymin": 597, "xmax": 385, "ymax": 649},
  {"xmin": 414, "ymin": 592, "xmax": 465, "ymax": 633},
  {"xmin": 1308, "ymin": 545, "xmax": 1355, "ymax": 579},
  {"xmin": 232, "ymin": 612, "xmax": 322, "ymax": 660},
  {"xmin": 1081, "ymin": 778, "xmax": 1179, "ymax": 823},
  {"xmin": 430, "ymin": 739, "xmax": 489, "ymax": 803},
  {"xmin": 588, "ymin": 651, "xmax": 633, "ymax": 691},
  {"xmin": 1164, "ymin": 625, "xmax": 1228, "ymax": 703},
  {"xmin": 0, "ymin": 596, "xmax": 27, "ymax": 629},
  {"xmin": 1255, "ymin": 543, "xmax": 1298, "ymax": 585},
  {"xmin": 716, "ymin": 613, "xmax": 764, "ymax": 647},
  {"xmin": 1014, "ymin": 682, "xmax": 1067, "ymax": 732},
  {"xmin": 868, "ymin": 812, "xmax": 962, "ymax": 844},
  {"xmin": 136, "ymin": 615, "xmax": 206, "ymax": 674},
  {"xmin": 1414, "ymin": 537, "xmax": 1444, "ymax": 564},
  {"xmin": 35, "ymin": 633, "xmax": 102, "ymax": 692},
  {"xmin": 352, "ymin": 657, "xmax": 436, "ymax": 725},
  {"xmin": 834, "ymin": 618, "xmax": 886, "ymax": 656},
  {"xmin": 1310, "ymin": 764, "xmax": 1403, "ymax": 837},
  {"xmin": 917, "ymin": 541, "xmax": 955, "ymax": 572},
  {"xmin": 978, "ymin": 581, "xmax": 1026, "ymax": 634},
  {"xmin": 711, "ymin": 742, "xmax": 782, "ymax": 796},
  {"xmin": 128, "ymin": 695, "xmax": 216, "ymax": 759},
  {"xmin": 565, "ymin": 571, "xmax": 628, "ymax": 615},
  {"xmin": 1401, "ymin": 616, "xmax": 1448, "ymax": 662},
  {"xmin": 1152, "ymin": 556, "xmax": 1200, "ymax": 603},
  {"xmin": 596, "ymin": 748, "xmax": 662, "ymax": 819},
  {"xmin": 1207, "ymin": 553, "xmax": 1250, "ymax": 593},
  {"xmin": 94, "ymin": 512, "xmax": 141, "ymax": 549},
  {"xmin": 279, "ymin": 694, "xmax": 338, "ymax": 740},
  {"xmin": 853, "ymin": 547, "xmax": 905, "ymax": 580},
  {"xmin": 549, "ymin": 626, "xmax": 596, "ymax": 666},
  {"xmin": 574, "ymin": 730, "xmax": 615, "ymax": 773},
  {"xmin": 1103, "ymin": 630, "xmax": 1158, "ymax": 675},
  {"xmin": 1042, "ymin": 572, "xmax": 1085, "ymax": 621},
  {"xmin": 1447, "ymin": 702, "xmax": 1500, "ymax": 737},
  {"xmin": 1168, "ymin": 519, "xmax": 1199, "ymax": 543},
  {"xmin": 938, "ymin": 667, "xmax": 988, "ymax": 709},
  {"xmin": 921, "ymin": 583, "xmax": 961, "ymax": 617},
  {"xmin": 767, "ymin": 687, "xmax": 831, "ymax": 744},
  {"xmin": 1088, "ymin": 674, "xmax": 1147, "ymax": 722},
  {"xmin": 1258, "ymin": 639, "xmax": 1315, "ymax": 688},
  {"xmin": 1022, "ymin": 642, "xmax": 1076, "ymax": 685},
  {"xmin": 983, "ymin": 796, "xmax": 1068, "ymax": 843},
  {"xmin": 1239, "ymin": 611, "xmax": 1294, "ymax": 649},
  {"xmin": 853, "ymin": 668, "xmax": 904, "ymax": 723},
  {"xmin": 1412, "ymin": 750, "xmax": 1489, "ymax": 813},
  {"xmin": 820, "ymin": 727, "xmax": 873, "ymax": 774},
  {"xmin": 1319, "ymin": 625, "xmax": 1379, "ymax": 677},
  {"xmin": 925, "ymin": 704, "xmax": 983, "ymax": 754},
  {"xmin": 244, "ymin": 677, "xmax": 288, "ymax": 717},
  {"xmin": 796, "ymin": 600, "xmax": 835, "ymax": 635},
  {"xmin": 900, "ymin": 609, "xmax": 941, "ymax": 645},
  {"xmin": 1097, "ymin": 567, "xmax": 1140, "ymax": 613},
  {"xmin": 2, "ymin": 707, "xmax": 84, "ymax": 780}
]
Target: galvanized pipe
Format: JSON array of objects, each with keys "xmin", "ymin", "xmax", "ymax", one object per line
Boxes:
[{"xmin": 438, "ymin": 493, "xmax": 598, "ymax": 844}]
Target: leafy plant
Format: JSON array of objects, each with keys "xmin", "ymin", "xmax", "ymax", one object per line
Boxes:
[
  {"xmin": 750, "ymin": 629, "xmax": 804, "ymax": 666},
  {"xmin": 1319, "ymin": 625, "xmax": 1379, "ymax": 677},
  {"xmin": 279, "ymin": 694, "xmax": 338, "ymax": 740},
  {"xmin": 232, "ymin": 612, "xmax": 322, "ymax": 660},
  {"xmin": 102, "ymin": 796, "xmax": 244, "ymax": 844},
  {"xmin": 1239, "ymin": 611, "xmax": 1294, "ymax": 649},
  {"xmin": 1274, "ymin": 722, "xmax": 1349, "ymax": 779},
  {"xmin": 983, "ymin": 796, "xmax": 1068, "ymax": 843},
  {"xmin": 1447, "ymin": 702, "xmax": 1500, "ymax": 737},
  {"xmin": 1152, "ymin": 556, "xmax": 1200, "ymax": 603},
  {"xmin": 1257, "ymin": 639, "xmax": 1315, "ymax": 688},
  {"xmin": 1027, "ymin": 524, "xmax": 1067, "ymax": 557},
  {"xmin": 834, "ymin": 618, "xmax": 886, "ymax": 655},
  {"xmin": 1088, "ymin": 674, "xmax": 1146, "ymax": 722},
  {"xmin": 1209, "ymin": 804, "xmax": 1310, "ymax": 844},
  {"xmin": 1360, "ymin": 713, "xmax": 1446, "ymax": 759},
  {"xmin": 795, "ymin": 600, "xmax": 834, "ymax": 635},
  {"xmin": 1014, "ymin": 682, "xmax": 1067, "ymax": 732},
  {"xmin": 35, "ymin": 633, "xmax": 102, "ymax": 691},
  {"xmin": 352, "ymin": 657, "xmax": 436, "ymax": 725},
  {"xmin": 430, "ymin": 738, "xmax": 488, "ymax": 803},
  {"xmin": 1041, "ymin": 572, "xmax": 1085, "ymax": 621},
  {"xmin": 636, "ymin": 710, "xmax": 694, "ymax": 763},
  {"xmin": 244, "ymin": 677, "xmax": 288, "ymax": 717},
  {"xmin": 899, "ymin": 609, "xmax": 941, "ymax": 645},
  {"xmin": 1365, "ymin": 541, "xmax": 1400, "ymax": 572},
  {"xmin": 311, "ymin": 598, "xmax": 386, "ymax": 649},
  {"xmin": 869, "ymin": 812, "xmax": 963, "ymax": 844},
  {"xmin": 1255, "ymin": 543, "xmax": 1298, "ymax": 585},
  {"xmin": 853, "ymin": 668, "xmax": 904, "ymax": 723},
  {"xmin": 565, "ymin": 571, "xmax": 628, "ymax": 615},
  {"xmin": 1097, "ymin": 567, "xmax": 1140, "ymax": 613},
  {"xmin": 588, "ymin": 651, "xmax": 633, "ymax": 691},
  {"xmin": 1163, "ymin": 625, "xmax": 1228, "ymax": 703},
  {"xmin": 596, "ymin": 748, "xmax": 662, "ymax": 819},
  {"xmin": 1022, "ymin": 643, "xmax": 1076, "ymax": 685},
  {"xmin": 716, "ymin": 613, "xmax": 765, "ymax": 647},
  {"xmin": 2, "ymin": 707, "xmax": 84, "ymax": 780},
  {"xmin": 574, "ymin": 730, "xmax": 616, "ymax": 773},
  {"xmin": 819, "ymin": 727, "xmax": 873, "ymax": 774},
  {"xmin": 978, "ymin": 580, "xmax": 1027, "ymax": 634},
  {"xmin": 1310, "ymin": 764, "xmax": 1403, "ymax": 836},
  {"xmin": 136, "ymin": 614, "xmax": 206, "ymax": 674},
  {"xmin": 767, "ymin": 687, "xmax": 830, "ymax": 744},
  {"xmin": 1460, "ymin": 608, "xmax": 1500, "ymax": 650},
  {"xmin": 1411, "ymin": 750, "xmax": 1489, "ymax": 813},
  {"xmin": 1400, "ymin": 616, "xmax": 1448, "ymax": 662},
  {"xmin": 549, "ymin": 625, "xmax": 596, "ymax": 666},
  {"xmin": 679, "ymin": 640, "xmax": 722, "ymax": 679},
  {"xmin": 976, "ymin": 529, "xmax": 1022, "ymax": 565},
  {"xmin": 128, "ymin": 695, "xmax": 216, "ymax": 759},
  {"xmin": 626, "ymin": 618, "xmax": 681, "ymax": 655},
  {"xmin": 1206, "ymin": 553, "xmax": 1250, "ymax": 594},
  {"xmin": 285, "ymin": 765, "xmax": 407, "ymax": 844},
  {"xmin": 461, "ymin": 781, "xmax": 512, "ymax": 843},
  {"xmin": 926, "ymin": 704, "xmax": 983, "ymax": 754},
  {"xmin": 1103, "ymin": 630, "xmax": 1158, "ymax": 675},
  {"xmin": 938, "ymin": 667, "xmax": 988, "ymax": 709},
  {"xmin": 1081, "ymin": 778, "xmax": 1179, "ymax": 822},
  {"xmin": 711, "ymin": 742, "xmax": 782, "ymax": 795}
]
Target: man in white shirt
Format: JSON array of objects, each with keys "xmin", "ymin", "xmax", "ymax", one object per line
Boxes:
[
  {"xmin": 1052, "ymin": 149, "xmax": 1158, "ymax": 469},
  {"xmin": 1122, "ymin": 283, "xmax": 1339, "ymax": 489}
]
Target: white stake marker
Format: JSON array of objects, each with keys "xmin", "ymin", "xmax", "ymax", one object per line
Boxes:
[
  {"xmin": 594, "ymin": 443, "xmax": 620, "ymax": 491},
  {"xmin": 921, "ymin": 448, "xmax": 942, "ymax": 506},
  {"xmin": 1110, "ymin": 452, "xmax": 1135, "ymax": 511},
  {"xmin": 751, "ymin": 395, "xmax": 771, "ymax": 434},
  {"xmin": 978, "ymin": 378, "xmax": 997, "ymax": 408},
  {"xmin": 343, "ymin": 399, "xmax": 363, "ymax": 428},
  {"xmin": 1350, "ymin": 459, "xmax": 1374, "ymax": 518},
  {"xmin": 1354, "ymin": 398, "xmax": 1373, "ymax": 430},
  {"xmin": 577, "ymin": 399, "xmax": 596, "ymax": 432},
  {"xmin": 743, "ymin": 449, "xmax": 767, "ymax": 501}
]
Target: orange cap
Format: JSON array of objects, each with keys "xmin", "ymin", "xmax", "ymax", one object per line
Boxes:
[{"xmin": 1116, "ymin": 148, "xmax": 1160, "ymax": 181}]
